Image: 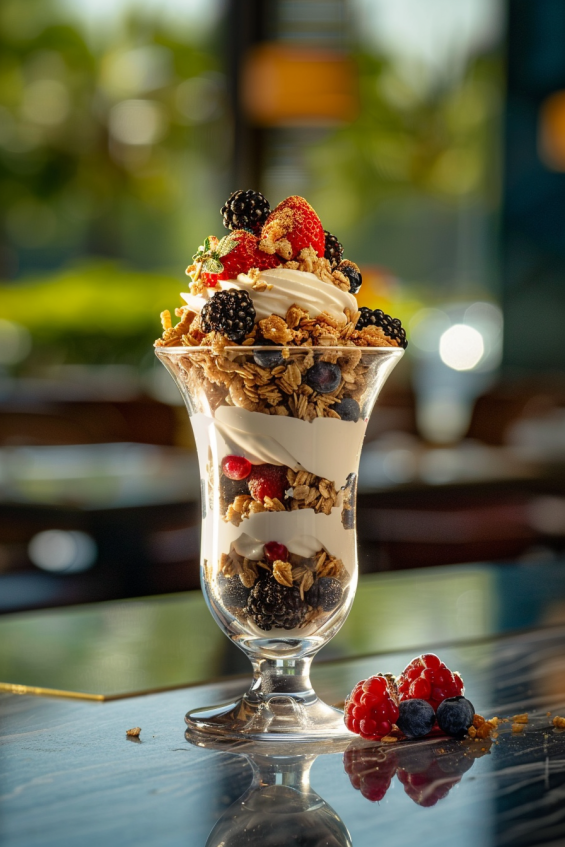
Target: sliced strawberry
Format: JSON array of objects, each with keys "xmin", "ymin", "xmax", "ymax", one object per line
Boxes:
[{"xmin": 260, "ymin": 195, "xmax": 325, "ymax": 260}]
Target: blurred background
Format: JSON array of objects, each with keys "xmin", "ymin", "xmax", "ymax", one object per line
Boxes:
[{"xmin": 2, "ymin": 0, "xmax": 565, "ymax": 614}]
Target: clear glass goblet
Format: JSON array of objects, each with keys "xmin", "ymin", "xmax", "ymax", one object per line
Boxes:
[{"xmin": 156, "ymin": 345, "xmax": 403, "ymax": 741}]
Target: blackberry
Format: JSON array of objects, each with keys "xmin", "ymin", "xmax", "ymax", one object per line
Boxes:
[
  {"xmin": 305, "ymin": 577, "xmax": 342, "ymax": 611},
  {"xmin": 337, "ymin": 260, "xmax": 362, "ymax": 294},
  {"xmin": 396, "ymin": 699, "xmax": 436, "ymax": 739},
  {"xmin": 217, "ymin": 574, "xmax": 250, "ymax": 609},
  {"xmin": 200, "ymin": 289, "xmax": 256, "ymax": 343},
  {"xmin": 323, "ymin": 231, "xmax": 343, "ymax": 267},
  {"xmin": 355, "ymin": 308, "xmax": 407, "ymax": 349},
  {"xmin": 221, "ymin": 189, "xmax": 270, "ymax": 234},
  {"xmin": 245, "ymin": 575, "xmax": 307, "ymax": 631}
]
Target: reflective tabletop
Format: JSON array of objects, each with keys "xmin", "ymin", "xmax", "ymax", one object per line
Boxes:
[{"xmin": 2, "ymin": 560, "xmax": 565, "ymax": 846}]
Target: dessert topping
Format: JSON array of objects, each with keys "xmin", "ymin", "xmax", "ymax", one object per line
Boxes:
[
  {"xmin": 260, "ymin": 195, "xmax": 325, "ymax": 260},
  {"xmin": 221, "ymin": 189, "xmax": 271, "ymax": 234},
  {"xmin": 247, "ymin": 463, "xmax": 288, "ymax": 503},
  {"xmin": 323, "ymin": 230, "xmax": 344, "ymax": 268},
  {"xmin": 221, "ymin": 455, "xmax": 252, "ymax": 481},
  {"xmin": 200, "ymin": 289, "xmax": 256, "ymax": 342}
]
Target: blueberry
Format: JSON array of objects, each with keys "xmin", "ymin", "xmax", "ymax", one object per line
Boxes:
[
  {"xmin": 305, "ymin": 361, "xmax": 341, "ymax": 394},
  {"xmin": 333, "ymin": 397, "xmax": 360, "ymax": 422},
  {"xmin": 305, "ymin": 577, "xmax": 343, "ymax": 611},
  {"xmin": 436, "ymin": 697, "xmax": 475, "ymax": 738},
  {"xmin": 253, "ymin": 340, "xmax": 284, "ymax": 368},
  {"xmin": 397, "ymin": 699, "xmax": 436, "ymax": 739},
  {"xmin": 337, "ymin": 261, "xmax": 362, "ymax": 294},
  {"xmin": 217, "ymin": 574, "xmax": 250, "ymax": 609}
]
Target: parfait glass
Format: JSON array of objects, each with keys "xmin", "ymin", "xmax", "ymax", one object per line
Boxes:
[{"xmin": 156, "ymin": 344, "xmax": 403, "ymax": 741}]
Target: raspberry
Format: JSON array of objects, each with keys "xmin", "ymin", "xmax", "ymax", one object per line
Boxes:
[
  {"xmin": 261, "ymin": 196, "xmax": 325, "ymax": 259},
  {"xmin": 221, "ymin": 455, "xmax": 252, "ymax": 481},
  {"xmin": 263, "ymin": 541, "xmax": 288, "ymax": 562},
  {"xmin": 344, "ymin": 675, "xmax": 400, "ymax": 741},
  {"xmin": 198, "ymin": 230, "xmax": 281, "ymax": 286},
  {"xmin": 247, "ymin": 464, "xmax": 288, "ymax": 503},
  {"xmin": 397, "ymin": 653, "xmax": 464, "ymax": 712},
  {"xmin": 343, "ymin": 747, "xmax": 397, "ymax": 802}
]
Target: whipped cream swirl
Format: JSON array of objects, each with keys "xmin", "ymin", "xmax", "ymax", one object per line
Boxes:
[{"xmin": 181, "ymin": 268, "xmax": 358, "ymax": 326}]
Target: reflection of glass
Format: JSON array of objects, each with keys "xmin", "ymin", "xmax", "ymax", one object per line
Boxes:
[
  {"xmin": 187, "ymin": 738, "xmax": 352, "ymax": 847},
  {"xmin": 344, "ymin": 737, "xmax": 491, "ymax": 806},
  {"xmin": 157, "ymin": 345, "xmax": 402, "ymax": 740}
]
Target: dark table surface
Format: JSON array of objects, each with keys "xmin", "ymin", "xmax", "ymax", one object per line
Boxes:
[{"xmin": 2, "ymin": 559, "xmax": 565, "ymax": 847}]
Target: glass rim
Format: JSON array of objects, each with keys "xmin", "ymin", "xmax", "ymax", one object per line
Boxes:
[{"xmin": 155, "ymin": 345, "xmax": 405, "ymax": 355}]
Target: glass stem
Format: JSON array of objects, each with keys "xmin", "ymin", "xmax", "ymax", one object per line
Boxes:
[{"xmin": 247, "ymin": 656, "xmax": 317, "ymax": 705}]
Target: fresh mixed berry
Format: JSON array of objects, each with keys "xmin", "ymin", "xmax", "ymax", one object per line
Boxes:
[
  {"xmin": 221, "ymin": 189, "xmax": 271, "ymax": 234},
  {"xmin": 336, "ymin": 259, "xmax": 362, "ymax": 294},
  {"xmin": 247, "ymin": 463, "xmax": 288, "ymax": 503},
  {"xmin": 217, "ymin": 574, "xmax": 251, "ymax": 609},
  {"xmin": 356, "ymin": 307, "xmax": 407, "ymax": 349},
  {"xmin": 436, "ymin": 696, "xmax": 475, "ymax": 738},
  {"xmin": 397, "ymin": 653, "xmax": 464, "ymax": 712},
  {"xmin": 245, "ymin": 574, "xmax": 307, "ymax": 631},
  {"xmin": 200, "ymin": 289, "xmax": 256, "ymax": 343},
  {"xmin": 261, "ymin": 195, "xmax": 325, "ymax": 259},
  {"xmin": 344, "ymin": 674, "xmax": 400, "ymax": 741},
  {"xmin": 221, "ymin": 455, "xmax": 252, "ymax": 481},
  {"xmin": 323, "ymin": 231, "xmax": 344, "ymax": 267},
  {"xmin": 252, "ymin": 340, "xmax": 285, "ymax": 368},
  {"xmin": 332, "ymin": 397, "xmax": 360, "ymax": 422},
  {"xmin": 263, "ymin": 541, "xmax": 288, "ymax": 562},
  {"xmin": 304, "ymin": 361, "xmax": 341, "ymax": 394},
  {"xmin": 305, "ymin": 577, "xmax": 343, "ymax": 611},
  {"xmin": 396, "ymin": 698, "xmax": 436, "ymax": 739}
]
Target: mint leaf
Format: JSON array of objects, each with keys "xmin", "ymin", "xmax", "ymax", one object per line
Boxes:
[
  {"xmin": 217, "ymin": 235, "xmax": 239, "ymax": 257},
  {"xmin": 203, "ymin": 257, "xmax": 224, "ymax": 274},
  {"xmin": 203, "ymin": 236, "xmax": 211, "ymax": 252}
]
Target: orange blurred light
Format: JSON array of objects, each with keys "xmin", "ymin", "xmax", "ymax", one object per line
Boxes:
[
  {"xmin": 242, "ymin": 43, "xmax": 358, "ymax": 127},
  {"xmin": 539, "ymin": 90, "xmax": 565, "ymax": 171}
]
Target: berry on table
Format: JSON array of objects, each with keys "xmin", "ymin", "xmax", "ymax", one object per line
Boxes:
[
  {"xmin": 356, "ymin": 307, "xmax": 407, "ymax": 349},
  {"xmin": 323, "ymin": 231, "xmax": 344, "ymax": 267},
  {"xmin": 217, "ymin": 574, "xmax": 251, "ymax": 609},
  {"xmin": 261, "ymin": 196, "xmax": 325, "ymax": 259},
  {"xmin": 336, "ymin": 260, "xmax": 362, "ymax": 294},
  {"xmin": 396, "ymin": 698, "xmax": 436, "ymax": 739},
  {"xmin": 247, "ymin": 464, "xmax": 288, "ymax": 502},
  {"xmin": 221, "ymin": 190, "xmax": 271, "ymax": 234},
  {"xmin": 200, "ymin": 289, "xmax": 256, "ymax": 343},
  {"xmin": 344, "ymin": 674, "xmax": 400, "ymax": 741},
  {"xmin": 304, "ymin": 361, "xmax": 341, "ymax": 394},
  {"xmin": 305, "ymin": 577, "xmax": 342, "ymax": 611},
  {"xmin": 221, "ymin": 455, "xmax": 252, "ymax": 481},
  {"xmin": 436, "ymin": 696, "xmax": 475, "ymax": 738},
  {"xmin": 253, "ymin": 340, "xmax": 285, "ymax": 368},
  {"xmin": 397, "ymin": 653, "xmax": 464, "ymax": 712},
  {"xmin": 245, "ymin": 574, "xmax": 307, "ymax": 630},
  {"xmin": 333, "ymin": 397, "xmax": 360, "ymax": 422},
  {"xmin": 263, "ymin": 541, "xmax": 288, "ymax": 562}
]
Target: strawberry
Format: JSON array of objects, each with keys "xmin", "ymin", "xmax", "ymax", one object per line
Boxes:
[
  {"xmin": 247, "ymin": 464, "xmax": 288, "ymax": 503},
  {"xmin": 260, "ymin": 195, "xmax": 325, "ymax": 260},
  {"xmin": 194, "ymin": 231, "xmax": 281, "ymax": 286}
]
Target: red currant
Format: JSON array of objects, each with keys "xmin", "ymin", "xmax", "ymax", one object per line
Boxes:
[{"xmin": 221, "ymin": 455, "xmax": 252, "ymax": 480}]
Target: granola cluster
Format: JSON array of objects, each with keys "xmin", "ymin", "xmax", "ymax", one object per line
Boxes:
[
  {"xmin": 166, "ymin": 343, "xmax": 372, "ymax": 421},
  {"xmin": 214, "ymin": 545, "xmax": 348, "ymax": 630}
]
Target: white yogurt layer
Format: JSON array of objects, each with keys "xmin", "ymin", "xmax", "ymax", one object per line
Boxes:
[
  {"xmin": 191, "ymin": 406, "xmax": 366, "ymax": 487},
  {"xmin": 202, "ymin": 507, "xmax": 356, "ymax": 574},
  {"xmin": 181, "ymin": 267, "xmax": 357, "ymax": 326}
]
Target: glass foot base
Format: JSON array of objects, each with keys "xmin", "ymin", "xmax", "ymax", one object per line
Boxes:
[{"xmin": 185, "ymin": 694, "xmax": 353, "ymax": 743}]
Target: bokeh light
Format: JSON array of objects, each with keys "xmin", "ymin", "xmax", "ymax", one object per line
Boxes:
[
  {"xmin": 439, "ymin": 324, "xmax": 485, "ymax": 371},
  {"xmin": 28, "ymin": 530, "xmax": 97, "ymax": 573}
]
